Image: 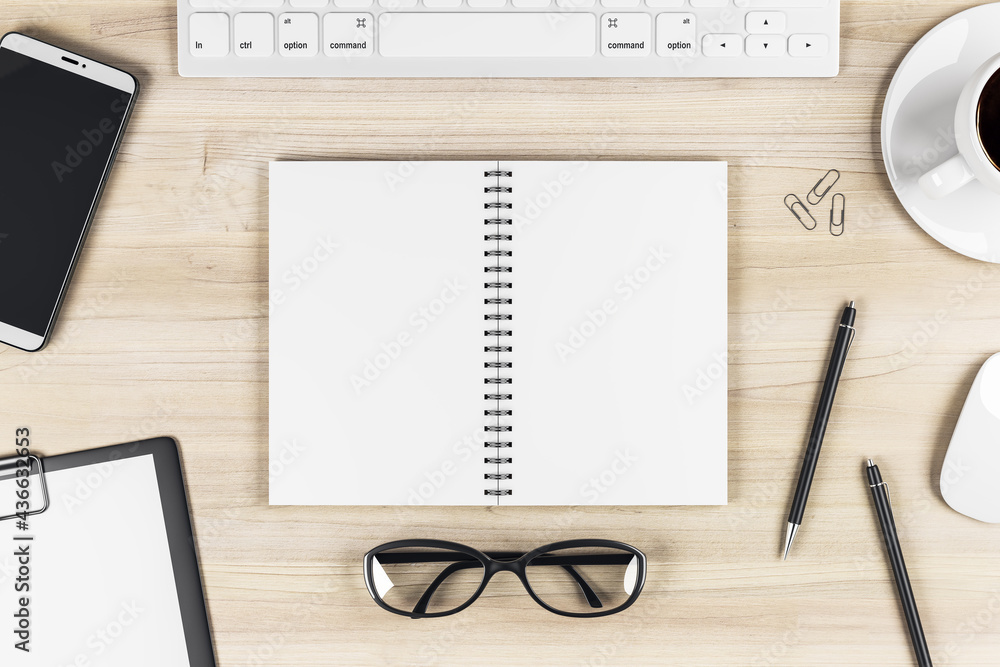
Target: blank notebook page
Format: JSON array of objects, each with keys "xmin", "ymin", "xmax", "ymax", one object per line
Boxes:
[
  {"xmin": 270, "ymin": 162, "xmax": 487, "ymax": 505},
  {"xmin": 505, "ymin": 162, "xmax": 727, "ymax": 505},
  {"xmin": 269, "ymin": 161, "xmax": 727, "ymax": 505}
]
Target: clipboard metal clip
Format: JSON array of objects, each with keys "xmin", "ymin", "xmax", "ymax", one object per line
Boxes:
[{"xmin": 0, "ymin": 455, "xmax": 50, "ymax": 522}]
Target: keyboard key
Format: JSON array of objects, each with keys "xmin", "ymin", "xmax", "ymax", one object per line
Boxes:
[
  {"xmin": 656, "ymin": 14, "xmax": 695, "ymax": 57},
  {"xmin": 290, "ymin": 0, "xmax": 328, "ymax": 6},
  {"xmin": 324, "ymin": 14, "xmax": 374, "ymax": 55},
  {"xmin": 190, "ymin": 0, "xmax": 281, "ymax": 7},
  {"xmin": 788, "ymin": 33, "xmax": 828, "ymax": 56},
  {"xmin": 379, "ymin": 14, "xmax": 596, "ymax": 57},
  {"xmin": 190, "ymin": 13, "xmax": 229, "ymax": 57},
  {"xmin": 745, "ymin": 34, "xmax": 785, "ymax": 56},
  {"xmin": 702, "ymin": 34, "xmax": 741, "ymax": 56},
  {"xmin": 601, "ymin": 14, "xmax": 650, "ymax": 56},
  {"xmin": 512, "ymin": 0, "xmax": 551, "ymax": 5},
  {"xmin": 745, "ymin": 11, "xmax": 784, "ymax": 32},
  {"xmin": 424, "ymin": 0, "xmax": 463, "ymax": 6},
  {"xmin": 602, "ymin": 0, "xmax": 640, "ymax": 6},
  {"xmin": 336, "ymin": 0, "xmax": 374, "ymax": 5},
  {"xmin": 735, "ymin": 0, "xmax": 827, "ymax": 6},
  {"xmin": 379, "ymin": 0, "xmax": 418, "ymax": 5},
  {"xmin": 690, "ymin": 0, "xmax": 728, "ymax": 6},
  {"xmin": 557, "ymin": 0, "xmax": 597, "ymax": 7},
  {"xmin": 469, "ymin": 0, "xmax": 508, "ymax": 6},
  {"xmin": 234, "ymin": 13, "xmax": 274, "ymax": 57},
  {"xmin": 279, "ymin": 13, "xmax": 318, "ymax": 56},
  {"xmin": 646, "ymin": 0, "xmax": 684, "ymax": 5}
]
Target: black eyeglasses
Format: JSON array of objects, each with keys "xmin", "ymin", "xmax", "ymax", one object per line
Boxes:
[{"xmin": 363, "ymin": 539, "xmax": 646, "ymax": 618}]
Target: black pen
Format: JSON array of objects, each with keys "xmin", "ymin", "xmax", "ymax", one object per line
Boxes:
[
  {"xmin": 867, "ymin": 459, "xmax": 933, "ymax": 667},
  {"xmin": 783, "ymin": 300, "xmax": 856, "ymax": 559}
]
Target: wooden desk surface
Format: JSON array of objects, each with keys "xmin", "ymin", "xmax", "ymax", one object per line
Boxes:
[{"xmin": 2, "ymin": 1, "xmax": 1000, "ymax": 664}]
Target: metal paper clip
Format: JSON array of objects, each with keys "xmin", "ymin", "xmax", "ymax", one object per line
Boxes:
[
  {"xmin": 0, "ymin": 454, "xmax": 49, "ymax": 522},
  {"xmin": 807, "ymin": 169, "xmax": 840, "ymax": 205},
  {"xmin": 830, "ymin": 193, "xmax": 845, "ymax": 236},
  {"xmin": 784, "ymin": 194, "xmax": 816, "ymax": 230}
]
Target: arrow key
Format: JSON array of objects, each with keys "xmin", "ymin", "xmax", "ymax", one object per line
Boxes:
[
  {"xmin": 702, "ymin": 34, "xmax": 742, "ymax": 57},
  {"xmin": 746, "ymin": 11, "xmax": 785, "ymax": 34},
  {"xmin": 789, "ymin": 33, "xmax": 828, "ymax": 57},
  {"xmin": 746, "ymin": 34, "xmax": 785, "ymax": 57}
]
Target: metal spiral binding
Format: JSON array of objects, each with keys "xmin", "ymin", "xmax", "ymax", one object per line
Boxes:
[{"xmin": 484, "ymin": 167, "xmax": 513, "ymax": 499}]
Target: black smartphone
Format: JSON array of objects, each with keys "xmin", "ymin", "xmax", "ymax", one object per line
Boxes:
[{"xmin": 0, "ymin": 32, "xmax": 138, "ymax": 351}]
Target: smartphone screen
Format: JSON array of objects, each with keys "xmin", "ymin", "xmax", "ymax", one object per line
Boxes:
[{"xmin": 0, "ymin": 36, "xmax": 136, "ymax": 350}]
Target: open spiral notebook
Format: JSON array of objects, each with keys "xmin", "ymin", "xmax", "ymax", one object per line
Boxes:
[{"xmin": 269, "ymin": 161, "xmax": 727, "ymax": 505}]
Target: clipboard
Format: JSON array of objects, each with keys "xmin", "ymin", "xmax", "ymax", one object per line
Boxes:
[{"xmin": 0, "ymin": 437, "xmax": 216, "ymax": 666}]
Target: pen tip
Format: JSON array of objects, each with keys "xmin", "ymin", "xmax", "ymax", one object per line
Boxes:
[
  {"xmin": 867, "ymin": 458, "xmax": 874, "ymax": 467},
  {"xmin": 848, "ymin": 300, "xmax": 855, "ymax": 309},
  {"xmin": 782, "ymin": 523, "xmax": 798, "ymax": 561}
]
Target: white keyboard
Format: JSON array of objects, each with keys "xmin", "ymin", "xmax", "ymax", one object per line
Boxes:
[{"xmin": 177, "ymin": 0, "xmax": 839, "ymax": 77}]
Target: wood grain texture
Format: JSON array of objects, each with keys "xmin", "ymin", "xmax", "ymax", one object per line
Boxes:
[{"xmin": 2, "ymin": 1, "xmax": 1000, "ymax": 664}]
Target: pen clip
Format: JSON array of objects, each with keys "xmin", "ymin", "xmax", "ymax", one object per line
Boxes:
[
  {"xmin": 839, "ymin": 323, "xmax": 856, "ymax": 354},
  {"xmin": 869, "ymin": 480, "xmax": 891, "ymax": 508}
]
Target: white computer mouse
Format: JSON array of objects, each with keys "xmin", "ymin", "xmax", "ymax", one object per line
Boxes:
[{"xmin": 941, "ymin": 352, "xmax": 1000, "ymax": 523}]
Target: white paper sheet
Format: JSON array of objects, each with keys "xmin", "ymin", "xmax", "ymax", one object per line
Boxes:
[
  {"xmin": 503, "ymin": 162, "xmax": 727, "ymax": 505},
  {"xmin": 270, "ymin": 161, "xmax": 727, "ymax": 505},
  {"xmin": 0, "ymin": 455, "xmax": 189, "ymax": 665}
]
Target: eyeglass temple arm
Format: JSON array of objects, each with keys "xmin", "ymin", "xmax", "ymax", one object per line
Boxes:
[
  {"xmin": 411, "ymin": 561, "xmax": 479, "ymax": 615},
  {"xmin": 559, "ymin": 564, "xmax": 603, "ymax": 608},
  {"xmin": 410, "ymin": 555, "xmax": 605, "ymax": 615}
]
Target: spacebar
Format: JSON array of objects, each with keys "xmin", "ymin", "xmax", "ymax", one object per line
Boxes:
[
  {"xmin": 379, "ymin": 14, "xmax": 596, "ymax": 58},
  {"xmin": 734, "ymin": 0, "xmax": 828, "ymax": 6}
]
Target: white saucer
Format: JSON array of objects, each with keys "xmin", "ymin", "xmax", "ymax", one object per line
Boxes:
[{"xmin": 882, "ymin": 3, "xmax": 1000, "ymax": 263}]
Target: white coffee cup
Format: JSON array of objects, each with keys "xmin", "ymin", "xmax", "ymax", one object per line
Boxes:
[{"xmin": 918, "ymin": 53, "xmax": 1000, "ymax": 199}]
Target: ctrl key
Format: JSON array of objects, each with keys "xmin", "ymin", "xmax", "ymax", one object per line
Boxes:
[{"xmin": 656, "ymin": 14, "xmax": 696, "ymax": 57}]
